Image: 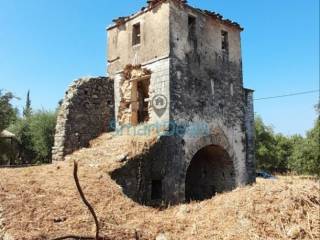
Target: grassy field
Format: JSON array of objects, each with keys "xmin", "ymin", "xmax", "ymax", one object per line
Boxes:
[{"xmin": 0, "ymin": 133, "xmax": 319, "ymax": 240}]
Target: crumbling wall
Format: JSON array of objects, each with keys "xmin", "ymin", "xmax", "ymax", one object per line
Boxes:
[
  {"xmin": 111, "ymin": 135, "xmax": 185, "ymax": 206},
  {"xmin": 117, "ymin": 65, "xmax": 151, "ymax": 126},
  {"xmin": 113, "ymin": 58, "xmax": 170, "ymax": 128},
  {"xmin": 169, "ymin": 0, "xmax": 254, "ymax": 188},
  {"xmin": 110, "ymin": 127, "xmax": 239, "ymax": 206},
  {"xmin": 106, "ymin": 0, "xmax": 254, "ymax": 205},
  {"xmin": 107, "ymin": 0, "xmax": 170, "ymax": 75},
  {"xmin": 52, "ymin": 77, "xmax": 114, "ymax": 161}
]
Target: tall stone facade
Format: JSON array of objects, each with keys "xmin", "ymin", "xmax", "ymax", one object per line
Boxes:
[
  {"xmin": 52, "ymin": 77, "xmax": 114, "ymax": 161},
  {"xmin": 107, "ymin": 0, "xmax": 255, "ymax": 205},
  {"xmin": 53, "ymin": 0, "xmax": 255, "ymax": 205}
]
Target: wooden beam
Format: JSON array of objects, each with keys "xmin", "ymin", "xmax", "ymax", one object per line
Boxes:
[{"xmin": 129, "ymin": 75, "xmax": 151, "ymax": 82}]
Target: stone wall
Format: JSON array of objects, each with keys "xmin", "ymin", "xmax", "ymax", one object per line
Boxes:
[
  {"xmin": 52, "ymin": 77, "xmax": 114, "ymax": 161},
  {"xmin": 113, "ymin": 58, "xmax": 170, "ymax": 128},
  {"xmin": 168, "ymin": 0, "xmax": 252, "ymax": 189},
  {"xmin": 107, "ymin": 1, "xmax": 170, "ymax": 75},
  {"xmin": 244, "ymin": 89, "xmax": 255, "ymax": 184},
  {"xmin": 110, "ymin": 135, "xmax": 185, "ymax": 206},
  {"xmin": 105, "ymin": 0, "xmax": 255, "ymax": 205}
]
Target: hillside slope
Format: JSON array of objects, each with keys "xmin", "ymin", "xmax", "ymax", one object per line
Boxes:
[{"xmin": 0, "ymin": 132, "xmax": 319, "ymax": 240}]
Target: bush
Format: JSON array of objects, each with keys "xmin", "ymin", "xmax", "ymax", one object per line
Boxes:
[
  {"xmin": 288, "ymin": 120, "xmax": 320, "ymax": 176},
  {"xmin": 255, "ymin": 114, "xmax": 319, "ymax": 177},
  {"xmin": 9, "ymin": 110, "xmax": 57, "ymax": 163},
  {"xmin": 29, "ymin": 111, "xmax": 57, "ymax": 163},
  {"xmin": 255, "ymin": 116, "xmax": 277, "ymax": 172},
  {"xmin": 0, "ymin": 90, "xmax": 17, "ymax": 132}
]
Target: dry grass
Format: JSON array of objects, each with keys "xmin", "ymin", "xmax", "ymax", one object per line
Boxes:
[{"xmin": 0, "ymin": 132, "xmax": 319, "ymax": 240}]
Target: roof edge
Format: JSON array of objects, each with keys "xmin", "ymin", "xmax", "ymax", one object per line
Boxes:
[
  {"xmin": 244, "ymin": 88, "xmax": 255, "ymax": 92},
  {"xmin": 107, "ymin": 0, "xmax": 243, "ymax": 31}
]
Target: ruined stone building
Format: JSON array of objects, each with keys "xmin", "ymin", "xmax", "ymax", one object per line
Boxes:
[{"xmin": 53, "ymin": 0, "xmax": 255, "ymax": 205}]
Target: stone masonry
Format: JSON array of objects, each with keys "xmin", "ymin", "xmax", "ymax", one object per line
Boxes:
[
  {"xmin": 53, "ymin": 0, "xmax": 255, "ymax": 205},
  {"xmin": 52, "ymin": 77, "xmax": 114, "ymax": 161},
  {"xmin": 107, "ymin": 0, "xmax": 255, "ymax": 205}
]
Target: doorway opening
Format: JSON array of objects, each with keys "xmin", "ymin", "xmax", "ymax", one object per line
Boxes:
[{"xmin": 185, "ymin": 145, "xmax": 235, "ymax": 202}]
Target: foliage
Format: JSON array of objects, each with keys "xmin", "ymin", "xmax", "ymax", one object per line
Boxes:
[
  {"xmin": 255, "ymin": 114, "xmax": 320, "ymax": 176},
  {"xmin": 255, "ymin": 116, "xmax": 277, "ymax": 172},
  {"xmin": 0, "ymin": 90, "xmax": 18, "ymax": 132},
  {"xmin": 273, "ymin": 134, "xmax": 293, "ymax": 173},
  {"xmin": 0, "ymin": 90, "xmax": 19, "ymax": 165},
  {"xmin": 288, "ymin": 119, "xmax": 320, "ymax": 176},
  {"xmin": 29, "ymin": 111, "xmax": 57, "ymax": 163},
  {"xmin": 9, "ymin": 110, "xmax": 57, "ymax": 163},
  {"xmin": 9, "ymin": 117, "xmax": 35, "ymax": 164},
  {"xmin": 23, "ymin": 90, "xmax": 32, "ymax": 118}
]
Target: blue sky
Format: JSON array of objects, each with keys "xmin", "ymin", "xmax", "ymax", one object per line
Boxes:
[{"xmin": 0, "ymin": 0, "xmax": 319, "ymax": 135}]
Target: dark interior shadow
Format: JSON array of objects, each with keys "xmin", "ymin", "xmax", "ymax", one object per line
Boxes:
[
  {"xmin": 110, "ymin": 135, "xmax": 181, "ymax": 208},
  {"xmin": 110, "ymin": 149, "xmax": 154, "ymax": 206}
]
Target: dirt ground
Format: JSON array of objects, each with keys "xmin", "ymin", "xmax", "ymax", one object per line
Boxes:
[{"xmin": 0, "ymin": 133, "xmax": 319, "ymax": 240}]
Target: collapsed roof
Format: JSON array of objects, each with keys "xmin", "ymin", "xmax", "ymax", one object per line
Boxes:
[{"xmin": 108, "ymin": 0, "xmax": 243, "ymax": 31}]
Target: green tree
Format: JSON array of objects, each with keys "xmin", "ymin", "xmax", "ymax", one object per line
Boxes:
[
  {"xmin": 9, "ymin": 110, "xmax": 57, "ymax": 164},
  {"xmin": 0, "ymin": 90, "xmax": 18, "ymax": 165},
  {"xmin": 8, "ymin": 91, "xmax": 34, "ymax": 164},
  {"xmin": 273, "ymin": 134, "xmax": 293, "ymax": 172},
  {"xmin": 29, "ymin": 110, "xmax": 57, "ymax": 163},
  {"xmin": 288, "ymin": 119, "xmax": 320, "ymax": 176},
  {"xmin": 0, "ymin": 90, "xmax": 17, "ymax": 131},
  {"xmin": 23, "ymin": 90, "xmax": 32, "ymax": 118},
  {"xmin": 2, "ymin": 90, "xmax": 57, "ymax": 165},
  {"xmin": 255, "ymin": 116, "xmax": 296, "ymax": 173},
  {"xmin": 254, "ymin": 115, "xmax": 277, "ymax": 172},
  {"xmin": 9, "ymin": 118, "xmax": 34, "ymax": 164},
  {"xmin": 255, "ymin": 110, "xmax": 320, "ymax": 176}
]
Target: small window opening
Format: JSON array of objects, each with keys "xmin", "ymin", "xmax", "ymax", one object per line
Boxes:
[
  {"xmin": 219, "ymin": 103, "xmax": 224, "ymax": 115},
  {"xmin": 188, "ymin": 15, "xmax": 196, "ymax": 40},
  {"xmin": 210, "ymin": 79, "xmax": 215, "ymax": 96},
  {"xmin": 230, "ymin": 83, "xmax": 234, "ymax": 96},
  {"xmin": 221, "ymin": 30, "xmax": 229, "ymax": 52},
  {"xmin": 151, "ymin": 180, "xmax": 162, "ymax": 200},
  {"xmin": 132, "ymin": 23, "xmax": 141, "ymax": 46}
]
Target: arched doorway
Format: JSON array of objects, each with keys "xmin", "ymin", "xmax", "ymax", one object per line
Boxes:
[{"xmin": 185, "ymin": 145, "xmax": 235, "ymax": 202}]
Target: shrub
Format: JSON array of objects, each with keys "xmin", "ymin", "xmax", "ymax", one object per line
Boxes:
[
  {"xmin": 9, "ymin": 110, "xmax": 57, "ymax": 163},
  {"xmin": 0, "ymin": 90, "xmax": 17, "ymax": 132}
]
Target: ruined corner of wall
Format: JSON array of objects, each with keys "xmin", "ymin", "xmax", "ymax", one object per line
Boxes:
[{"xmin": 52, "ymin": 76, "xmax": 115, "ymax": 161}]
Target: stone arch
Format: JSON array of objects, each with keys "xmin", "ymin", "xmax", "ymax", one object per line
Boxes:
[
  {"xmin": 184, "ymin": 127, "xmax": 236, "ymax": 202},
  {"xmin": 185, "ymin": 127, "xmax": 234, "ymax": 165}
]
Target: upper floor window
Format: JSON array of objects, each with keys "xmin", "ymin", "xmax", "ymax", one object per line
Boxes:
[
  {"xmin": 221, "ymin": 30, "xmax": 229, "ymax": 53},
  {"xmin": 132, "ymin": 23, "xmax": 141, "ymax": 46},
  {"xmin": 188, "ymin": 15, "xmax": 196, "ymax": 40}
]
